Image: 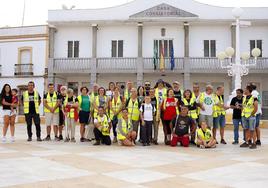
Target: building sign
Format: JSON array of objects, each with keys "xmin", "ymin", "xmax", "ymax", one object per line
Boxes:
[{"xmin": 130, "ymin": 3, "xmax": 198, "ymax": 18}]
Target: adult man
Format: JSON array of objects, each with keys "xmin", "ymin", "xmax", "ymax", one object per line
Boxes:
[
  {"xmin": 193, "ymin": 83, "xmax": 201, "ymax": 123},
  {"xmin": 240, "ymin": 85, "xmax": 258, "ymax": 149},
  {"xmin": 93, "ymin": 106, "xmax": 112, "ymax": 145},
  {"xmin": 90, "ymin": 83, "xmax": 99, "ymax": 103},
  {"xmin": 144, "ymin": 81, "xmax": 151, "ymax": 96},
  {"xmin": 251, "ymin": 84, "xmax": 262, "ymax": 145},
  {"xmin": 230, "ymin": 89, "xmax": 244, "ymax": 144},
  {"xmin": 149, "ymin": 88, "xmax": 159, "ymax": 145},
  {"xmin": 125, "ymin": 88, "xmax": 141, "ymax": 141},
  {"xmin": 58, "ymin": 86, "xmax": 67, "ymax": 140},
  {"xmin": 22, "ymin": 81, "xmax": 42, "ymax": 141},
  {"xmin": 43, "ymin": 83, "xmax": 61, "ymax": 141},
  {"xmin": 213, "ymin": 86, "xmax": 228, "ymax": 144},
  {"xmin": 197, "ymin": 85, "xmax": 218, "ymax": 129},
  {"xmin": 173, "ymin": 81, "xmax": 183, "ymax": 102},
  {"xmin": 170, "ymin": 105, "xmax": 195, "ymax": 147},
  {"xmin": 124, "ymin": 81, "xmax": 133, "ymax": 101}
]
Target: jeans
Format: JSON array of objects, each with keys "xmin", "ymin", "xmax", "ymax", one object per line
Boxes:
[
  {"xmin": 242, "ymin": 116, "xmax": 256, "ymax": 131},
  {"xmin": 213, "ymin": 115, "xmax": 226, "ymax": 128},
  {"xmin": 140, "ymin": 121, "xmax": 153, "ymax": 144},
  {"xmin": 255, "ymin": 113, "xmax": 261, "ymax": 128},
  {"xmin": 25, "ymin": 113, "xmax": 41, "ymax": 138},
  {"xmin": 233, "ymin": 119, "xmax": 244, "ymax": 142}
]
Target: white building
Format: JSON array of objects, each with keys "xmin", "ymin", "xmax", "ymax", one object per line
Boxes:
[
  {"xmin": 0, "ymin": 25, "xmax": 48, "ymax": 116},
  {"xmin": 47, "ymin": 0, "xmax": 268, "ymax": 118}
]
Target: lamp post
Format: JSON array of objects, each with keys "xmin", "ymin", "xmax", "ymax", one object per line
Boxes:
[{"xmin": 218, "ymin": 7, "xmax": 261, "ymax": 103}]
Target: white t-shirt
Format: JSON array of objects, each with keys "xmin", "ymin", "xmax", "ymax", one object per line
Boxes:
[
  {"xmin": 140, "ymin": 103, "xmax": 156, "ymax": 121},
  {"xmin": 252, "ymin": 90, "xmax": 262, "ymax": 114},
  {"xmin": 197, "ymin": 92, "xmax": 218, "ymax": 116},
  {"xmin": 94, "ymin": 115, "xmax": 111, "ymax": 124}
]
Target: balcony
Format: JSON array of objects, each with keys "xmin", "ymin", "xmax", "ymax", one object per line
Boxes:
[
  {"xmin": 52, "ymin": 58, "xmax": 92, "ymax": 73},
  {"xmin": 143, "ymin": 57, "xmax": 184, "ymax": 73},
  {"xmin": 14, "ymin": 64, "xmax": 33, "ymax": 76},
  {"xmin": 97, "ymin": 57, "xmax": 137, "ymax": 73},
  {"xmin": 48, "ymin": 57, "xmax": 268, "ymax": 74}
]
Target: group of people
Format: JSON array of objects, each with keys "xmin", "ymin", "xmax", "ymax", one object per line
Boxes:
[{"xmin": 0, "ymin": 79, "xmax": 262, "ymax": 149}]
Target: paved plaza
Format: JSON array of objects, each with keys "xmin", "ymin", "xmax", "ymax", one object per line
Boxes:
[{"xmin": 0, "ymin": 124, "xmax": 267, "ymax": 188}]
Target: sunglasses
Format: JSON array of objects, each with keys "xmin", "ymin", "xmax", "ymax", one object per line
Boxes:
[{"xmin": 145, "ymin": 84, "xmax": 151, "ymax": 86}]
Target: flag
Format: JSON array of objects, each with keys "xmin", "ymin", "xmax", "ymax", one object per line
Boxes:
[
  {"xmin": 170, "ymin": 42, "xmax": 175, "ymax": 70},
  {"xmin": 153, "ymin": 40, "xmax": 158, "ymax": 70},
  {"xmin": 159, "ymin": 40, "xmax": 165, "ymax": 72}
]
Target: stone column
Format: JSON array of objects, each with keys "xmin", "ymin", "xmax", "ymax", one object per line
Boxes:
[
  {"xmin": 90, "ymin": 24, "xmax": 98, "ymax": 87},
  {"xmin": 137, "ymin": 23, "xmax": 143, "ymax": 86},
  {"xmin": 48, "ymin": 27, "xmax": 56, "ymax": 84},
  {"xmin": 183, "ymin": 23, "xmax": 191, "ymax": 90},
  {"xmin": 231, "ymin": 25, "xmax": 236, "ymax": 91}
]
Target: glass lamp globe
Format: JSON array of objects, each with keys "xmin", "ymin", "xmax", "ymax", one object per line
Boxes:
[
  {"xmin": 241, "ymin": 52, "xmax": 250, "ymax": 61},
  {"xmin": 217, "ymin": 51, "xmax": 227, "ymax": 61},
  {"xmin": 232, "ymin": 7, "xmax": 244, "ymax": 18},
  {"xmin": 225, "ymin": 47, "xmax": 235, "ymax": 57},
  {"xmin": 252, "ymin": 48, "xmax": 261, "ymax": 57}
]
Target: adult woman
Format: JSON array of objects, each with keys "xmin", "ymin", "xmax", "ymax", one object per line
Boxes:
[
  {"xmin": 162, "ymin": 89, "xmax": 179, "ymax": 145},
  {"xmin": 76, "ymin": 86, "xmax": 91, "ymax": 142},
  {"xmin": 137, "ymin": 86, "xmax": 145, "ymax": 104},
  {"xmin": 109, "ymin": 87, "xmax": 122, "ymax": 143},
  {"xmin": 106, "ymin": 82, "xmax": 115, "ymax": 99},
  {"xmin": 1, "ymin": 84, "xmax": 17, "ymax": 142},
  {"xmin": 117, "ymin": 108, "xmax": 136, "ymax": 146},
  {"xmin": 93, "ymin": 87, "xmax": 108, "ymax": 118},
  {"xmin": 58, "ymin": 86, "xmax": 67, "ymax": 141}
]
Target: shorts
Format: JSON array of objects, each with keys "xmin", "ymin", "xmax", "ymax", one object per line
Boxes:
[
  {"xmin": 79, "ymin": 110, "xmax": 90, "ymax": 124},
  {"xmin": 3, "ymin": 109, "xmax": 12, "ymax": 117},
  {"xmin": 59, "ymin": 110, "xmax": 64, "ymax": 126},
  {"xmin": 255, "ymin": 113, "xmax": 261, "ymax": 128},
  {"xmin": 45, "ymin": 112, "xmax": 59, "ymax": 126},
  {"xmin": 242, "ymin": 116, "xmax": 256, "ymax": 131},
  {"xmin": 213, "ymin": 115, "xmax": 226, "ymax": 128},
  {"xmin": 199, "ymin": 114, "xmax": 213, "ymax": 128}
]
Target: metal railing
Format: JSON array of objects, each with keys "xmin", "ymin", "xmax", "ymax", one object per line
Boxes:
[
  {"xmin": 143, "ymin": 57, "xmax": 184, "ymax": 71},
  {"xmin": 97, "ymin": 57, "xmax": 137, "ymax": 73},
  {"xmin": 14, "ymin": 64, "xmax": 33, "ymax": 76},
  {"xmin": 52, "ymin": 58, "xmax": 92, "ymax": 73}
]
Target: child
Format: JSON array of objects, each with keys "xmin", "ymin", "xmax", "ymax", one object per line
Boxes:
[
  {"xmin": 11, "ymin": 89, "xmax": 18, "ymax": 115},
  {"xmin": 196, "ymin": 121, "xmax": 216, "ymax": 149},
  {"xmin": 140, "ymin": 96, "xmax": 156, "ymax": 146}
]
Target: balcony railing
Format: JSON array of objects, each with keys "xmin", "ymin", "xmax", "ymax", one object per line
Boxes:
[
  {"xmin": 52, "ymin": 58, "xmax": 92, "ymax": 73},
  {"xmin": 97, "ymin": 57, "xmax": 137, "ymax": 73},
  {"xmin": 143, "ymin": 57, "xmax": 184, "ymax": 72},
  {"xmin": 14, "ymin": 64, "xmax": 33, "ymax": 76},
  {"xmin": 48, "ymin": 57, "xmax": 268, "ymax": 74}
]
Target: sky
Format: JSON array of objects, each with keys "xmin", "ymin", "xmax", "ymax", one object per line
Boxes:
[{"xmin": 0, "ymin": 0, "xmax": 268, "ymax": 27}]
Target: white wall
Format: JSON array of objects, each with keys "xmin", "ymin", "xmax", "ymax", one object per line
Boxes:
[
  {"xmin": 143, "ymin": 25, "xmax": 184, "ymax": 57},
  {"xmin": 54, "ymin": 26, "xmax": 92, "ymax": 58},
  {"xmin": 0, "ymin": 40, "xmax": 46, "ymax": 76},
  {"xmin": 240, "ymin": 26, "xmax": 268, "ymax": 57},
  {"xmin": 97, "ymin": 26, "xmax": 138, "ymax": 57},
  {"xmin": 189, "ymin": 25, "xmax": 231, "ymax": 57}
]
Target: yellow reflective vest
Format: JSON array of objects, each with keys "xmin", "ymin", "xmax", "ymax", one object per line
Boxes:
[
  {"xmin": 242, "ymin": 96, "xmax": 255, "ymax": 118},
  {"xmin": 23, "ymin": 91, "xmax": 40, "ymax": 114},
  {"xmin": 199, "ymin": 92, "xmax": 218, "ymax": 117},
  {"xmin": 110, "ymin": 96, "xmax": 122, "ymax": 119},
  {"xmin": 64, "ymin": 95, "xmax": 75, "ymax": 118},
  {"xmin": 182, "ymin": 97, "xmax": 198, "ymax": 119},
  {"xmin": 155, "ymin": 87, "xmax": 167, "ymax": 104},
  {"xmin": 214, "ymin": 95, "xmax": 226, "ymax": 117},
  {"xmin": 124, "ymin": 89, "xmax": 131, "ymax": 100},
  {"xmin": 127, "ymin": 98, "xmax": 140, "ymax": 121},
  {"xmin": 77, "ymin": 95, "xmax": 90, "ymax": 112},
  {"xmin": 44, "ymin": 92, "xmax": 59, "ymax": 113},
  {"xmin": 196, "ymin": 128, "xmax": 212, "ymax": 143},
  {"xmin": 97, "ymin": 115, "xmax": 110, "ymax": 136},
  {"xmin": 94, "ymin": 95, "xmax": 107, "ymax": 117},
  {"xmin": 117, "ymin": 118, "xmax": 132, "ymax": 140}
]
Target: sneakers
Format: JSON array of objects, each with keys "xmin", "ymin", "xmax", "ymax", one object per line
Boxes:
[
  {"xmin": 232, "ymin": 141, "xmax": 239, "ymax": 145},
  {"xmin": 59, "ymin": 135, "xmax": 63, "ymax": 141},
  {"xmin": 10, "ymin": 136, "xmax": 15, "ymax": 143},
  {"xmin": 43, "ymin": 135, "xmax": 51, "ymax": 141},
  {"xmin": 55, "ymin": 136, "xmax": 60, "ymax": 141},
  {"xmin": 249, "ymin": 143, "xmax": 257, "ymax": 149},
  {"xmin": 80, "ymin": 137, "xmax": 85, "ymax": 142},
  {"xmin": 113, "ymin": 137, "xmax": 118, "ymax": 143},
  {"xmin": 240, "ymin": 142, "xmax": 249, "ymax": 148},
  {"xmin": 64, "ymin": 138, "xmax": 70, "ymax": 142},
  {"xmin": 37, "ymin": 137, "xmax": 42, "ymax": 142},
  {"xmin": 2, "ymin": 137, "xmax": 6, "ymax": 143},
  {"xmin": 70, "ymin": 138, "xmax": 76, "ymax": 143},
  {"xmin": 220, "ymin": 139, "xmax": 227, "ymax": 145},
  {"xmin": 27, "ymin": 137, "xmax": 32, "ymax": 142},
  {"xmin": 256, "ymin": 140, "xmax": 261, "ymax": 146},
  {"xmin": 93, "ymin": 140, "xmax": 100, "ymax": 146}
]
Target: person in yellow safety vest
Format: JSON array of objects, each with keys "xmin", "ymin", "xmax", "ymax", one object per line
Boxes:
[
  {"xmin": 124, "ymin": 81, "xmax": 133, "ymax": 102},
  {"xmin": 43, "ymin": 83, "xmax": 60, "ymax": 141},
  {"xmin": 90, "ymin": 84, "xmax": 99, "ymax": 116},
  {"xmin": 63, "ymin": 88, "xmax": 78, "ymax": 142},
  {"xmin": 240, "ymin": 85, "xmax": 258, "ymax": 149},
  {"xmin": 76, "ymin": 86, "xmax": 91, "ymax": 143},
  {"xmin": 93, "ymin": 106, "xmax": 112, "ymax": 145},
  {"xmin": 193, "ymin": 84, "xmax": 201, "ymax": 119},
  {"xmin": 154, "ymin": 79, "xmax": 167, "ymax": 107},
  {"xmin": 173, "ymin": 81, "xmax": 184, "ymax": 102},
  {"xmin": 196, "ymin": 85, "xmax": 219, "ymax": 129},
  {"xmin": 93, "ymin": 87, "xmax": 108, "ymax": 118},
  {"xmin": 196, "ymin": 121, "xmax": 216, "ymax": 149},
  {"xmin": 117, "ymin": 108, "xmax": 137, "ymax": 146},
  {"xmin": 125, "ymin": 88, "xmax": 141, "ymax": 142},
  {"xmin": 22, "ymin": 81, "xmax": 42, "ymax": 142},
  {"xmin": 213, "ymin": 86, "xmax": 229, "ymax": 145},
  {"xmin": 109, "ymin": 87, "xmax": 123, "ymax": 143},
  {"xmin": 182, "ymin": 89, "xmax": 198, "ymax": 144},
  {"xmin": 58, "ymin": 86, "xmax": 67, "ymax": 141},
  {"xmin": 149, "ymin": 88, "xmax": 160, "ymax": 145}
]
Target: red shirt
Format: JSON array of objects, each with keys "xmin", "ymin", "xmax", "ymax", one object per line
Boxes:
[{"xmin": 162, "ymin": 97, "xmax": 178, "ymax": 120}]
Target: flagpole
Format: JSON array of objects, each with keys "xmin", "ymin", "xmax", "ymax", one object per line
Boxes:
[{"xmin": 21, "ymin": 0, "xmax": 26, "ymax": 26}]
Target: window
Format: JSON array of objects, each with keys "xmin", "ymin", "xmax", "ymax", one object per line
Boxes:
[
  {"xmin": 67, "ymin": 41, "xmax": 79, "ymax": 58},
  {"xmin": 18, "ymin": 47, "xmax": 32, "ymax": 64},
  {"xmin": 204, "ymin": 40, "xmax": 216, "ymax": 57},
  {"xmin": 250, "ymin": 40, "xmax": 262, "ymax": 57},
  {"xmin": 111, "ymin": 40, "xmax": 123, "ymax": 57},
  {"xmin": 153, "ymin": 39, "xmax": 174, "ymax": 58}
]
